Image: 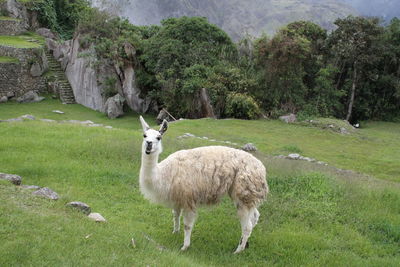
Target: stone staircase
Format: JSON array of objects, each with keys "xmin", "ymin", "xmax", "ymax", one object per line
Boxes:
[{"xmin": 45, "ymin": 50, "xmax": 75, "ymax": 104}]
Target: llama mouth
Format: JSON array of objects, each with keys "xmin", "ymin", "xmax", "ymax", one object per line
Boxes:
[{"xmin": 145, "ymin": 150, "xmax": 152, "ymax": 155}]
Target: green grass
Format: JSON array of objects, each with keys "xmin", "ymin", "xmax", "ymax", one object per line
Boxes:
[
  {"xmin": 0, "ymin": 99, "xmax": 399, "ymax": 266},
  {"xmin": 0, "ymin": 55, "xmax": 19, "ymax": 63},
  {"xmin": 0, "ymin": 16, "xmax": 21, "ymax": 21},
  {"xmin": 0, "ymin": 33, "xmax": 44, "ymax": 48}
]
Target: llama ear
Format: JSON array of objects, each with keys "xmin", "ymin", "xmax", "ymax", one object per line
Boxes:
[
  {"xmin": 159, "ymin": 119, "xmax": 168, "ymax": 135},
  {"xmin": 139, "ymin": 116, "xmax": 150, "ymax": 132}
]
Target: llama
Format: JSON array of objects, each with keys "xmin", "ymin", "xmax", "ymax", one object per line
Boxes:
[{"xmin": 138, "ymin": 116, "xmax": 268, "ymax": 253}]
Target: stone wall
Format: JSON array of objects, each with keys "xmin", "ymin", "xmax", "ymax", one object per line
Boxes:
[
  {"xmin": 0, "ymin": 19, "xmax": 26, "ymax": 35},
  {"xmin": 0, "ymin": 62, "xmax": 21, "ymax": 96},
  {"xmin": 0, "ymin": 46, "xmax": 47, "ymax": 97}
]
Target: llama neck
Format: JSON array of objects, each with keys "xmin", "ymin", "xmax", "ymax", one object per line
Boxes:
[{"xmin": 140, "ymin": 152, "xmax": 159, "ymax": 180}]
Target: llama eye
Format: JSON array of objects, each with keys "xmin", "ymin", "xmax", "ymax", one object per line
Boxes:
[
  {"xmin": 157, "ymin": 136, "xmax": 161, "ymax": 140},
  {"xmin": 143, "ymin": 134, "xmax": 147, "ymax": 138}
]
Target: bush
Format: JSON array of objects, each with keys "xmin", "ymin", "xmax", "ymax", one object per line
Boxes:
[{"xmin": 225, "ymin": 93, "xmax": 261, "ymax": 119}]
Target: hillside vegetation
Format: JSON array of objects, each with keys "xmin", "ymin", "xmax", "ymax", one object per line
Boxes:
[{"xmin": 0, "ymin": 99, "xmax": 399, "ymax": 266}]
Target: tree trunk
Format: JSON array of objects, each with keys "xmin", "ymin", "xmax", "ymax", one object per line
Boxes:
[{"xmin": 346, "ymin": 67, "xmax": 357, "ymax": 121}]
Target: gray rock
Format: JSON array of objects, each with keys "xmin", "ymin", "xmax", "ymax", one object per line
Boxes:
[
  {"xmin": 36, "ymin": 28, "xmax": 57, "ymax": 40},
  {"xmin": 156, "ymin": 109, "xmax": 168, "ymax": 124},
  {"xmin": 0, "ymin": 173, "xmax": 22, "ymax": 185},
  {"xmin": 20, "ymin": 114, "xmax": 35, "ymax": 120},
  {"xmin": 340, "ymin": 127, "xmax": 349, "ymax": 134},
  {"xmin": 6, "ymin": 91, "xmax": 15, "ymax": 98},
  {"xmin": 21, "ymin": 185, "xmax": 41, "ymax": 190},
  {"xmin": 30, "ymin": 62, "xmax": 43, "ymax": 77},
  {"xmin": 88, "ymin": 212, "xmax": 106, "ymax": 222},
  {"xmin": 104, "ymin": 94, "xmax": 125, "ymax": 119},
  {"xmin": 88, "ymin": 124, "xmax": 103, "ymax": 127},
  {"xmin": 0, "ymin": 96, "xmax": 8, "ymax": 103},
  {"xmin": 45, "ymin": 38, "xmax": 58, "ymax": 52},
  {"xmin": 66, "ymin": 201, "xmax": 91, "ymax": 215},
  {"xmin": 104, "ymin": 126, "xmax": 113, "ymax": 129},
  {"xmin": 184, "ymin": 133, "xmax": 195, "ymax": 137},
  {"xmin": 52, "ymin": 110, "xmax": 64, "ymax": 114},
  {"xmin": 288, "ymin": 153, "xmax": 301, "ymax": 160},
  {"xmin": 279, "ymin": 113, "xmax": 297, "ymax": 123},
  {"xmin": 242, "ymin": 143, "xmax": 257, "ymax": 152},
  {"xmin": 32, "ymin": 187, "xmax": 59, "ymax": 200},
  {"xmin": 16, "ymin": 91, "xmax": 45, "ymax": 103},
  {"xmin": 1, "ymin": 118, "xmax": 22, "ymax": 122}
]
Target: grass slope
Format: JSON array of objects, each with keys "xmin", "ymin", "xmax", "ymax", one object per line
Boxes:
[
  {"xmin": 0, "ymin": 55, "xmax": 19, "ymax": 63},
  {"xmin": 0, "ymin": 99, "xmax": 399, "ymax": 266},
  {"xmin": 0, "ymin": 32, "xmax": 44, "ymax": 48}
]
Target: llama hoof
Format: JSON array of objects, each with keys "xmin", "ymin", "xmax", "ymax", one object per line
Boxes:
[
  {"xmin": 172, "ymin": 230, "xmax": 180, "ymax": 234},
  {"xmin": 233, "ymin": 248, "xmax": 243, "ymax": 254},
  {"xmin": 180, "ymin": 245, "xmax": 189, "ymax": 251}
]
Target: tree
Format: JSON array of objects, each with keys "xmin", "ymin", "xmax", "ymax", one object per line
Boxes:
[
  {"xmin": 140, "ymin": 16, "xmax": 237, "ymax": 118},
  {"xmin": 328, "ymin": 16, "xmax": 384, "ymax": 121}
]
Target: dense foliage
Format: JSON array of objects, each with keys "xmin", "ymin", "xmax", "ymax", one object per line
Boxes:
[{"xmin": 29, "ymin": 0, "xmax": 400, "ymax": 121}]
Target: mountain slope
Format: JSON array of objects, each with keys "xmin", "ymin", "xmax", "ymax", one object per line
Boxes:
[{"xmin": 93, "ymin": 0, "xmax": 356, "ymax": 40}]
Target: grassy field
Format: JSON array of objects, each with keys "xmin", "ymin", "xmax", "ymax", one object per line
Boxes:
[{"xmin": 0, "ymin": 99, "xmax": 399, "ymax": 266}]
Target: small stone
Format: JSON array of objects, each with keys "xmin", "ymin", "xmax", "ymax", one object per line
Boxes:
[
  {"xmin": 21, "ymin": 185, "xmax": 41, "ymax": 190},
  {"xmin": 20, "ymin": 114, "xmax": 35, "ymax": 120},
  {"xmin": 242, "ymin": 143, "xmax": 257, "ymax": 152},
  {"xmin": 225, "ymin": 141, "xmax": 232, "ymax": 144},
  {"xmin": 328, "ymin": 124, "xmax": 334, "ymax": 128},
  {"xmin": 184, "ymin": 133, "xmax": 195, "ymax": 137},
  {"xmin": 88, "ymin": 124, "xmax": 103, "ymax": 127},
  {"xmin": 317, "ymin": 161, "xmax": 325, "ymax": 165},
  {"xmin": 302, "ymin": 157, "xmax": 313, "ymax": 162},
  {"xmin": 0, "ymin": 173, "xmax": 22, "ymax": 185},
  {"xmin": 105, "ymin": 126, "xmax": 113, "ymax": 129},
  {"xmin": 1, "ymin": 118, "xmax": 23, "ymax": 122},
  {"xmin": 88, "ymin": 212, "xmax": 106, "ymax": 222},
  {"xmin": 32, "ymin": 187, "xmax": 59, "ymax": 200},
  {"xmin": 210, "ymin": 139, "xmax": 216, "ymax": 142},
  {"xmin": 66, "ymin": 201, "xmax": 91, "ymax": 215},
  {"xmin": 340, "ymin": 127, "xmax": 349, "ymax": 134},
  {"xmin": 52, "ymin": 110, "xmax": 65, "ymax": 114},
  {"xmin": 202, "ymin": 137, "xmax": 208, "ymax": 140},
  {"xmin": 0, "ymin": 96, "xmax": 8, "ymax": 103},
  {"xmin": 288, "ymin": 153, "xmax": 301, "ymax": 160}
]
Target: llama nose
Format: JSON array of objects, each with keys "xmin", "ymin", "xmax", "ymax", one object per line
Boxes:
[{"xmin": 146, "ymin": 141, "xmax": 152, "ymax": 145}]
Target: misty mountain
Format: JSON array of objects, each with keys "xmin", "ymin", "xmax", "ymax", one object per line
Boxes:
[
  {"xmin": 93, "ymin": 0, "xmax": 357, "ymax": 40},
  {"xmin": 340, "ymin": 0, "xmax": 400, "ymax": 21}
]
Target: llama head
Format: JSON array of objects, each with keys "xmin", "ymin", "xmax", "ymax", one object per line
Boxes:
[{"xmin": 140, "ymin": 116, "xmax": 168, "ymax": 155}]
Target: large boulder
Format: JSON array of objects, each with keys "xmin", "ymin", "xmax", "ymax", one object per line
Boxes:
[
  {"xmin": 279, "ymin": 113, "xmax": 297, "ymax": 123},
  {"xmin": 36, "ymin": 28, "xmax": 57, "ymax": 40},
  {"xmin": 30, "ymin": 62, "xmax": 43, "ymax": 77},
  {"xmin": 3, "ymin": 0, "xmax": 29, "ymax": 28},
  {"xmin": 0, "ymin": 96, "xmax": 8, "ymax": 103},
  {"xmin": 104, "ymin": 94, "xmax": 125, "ymax": 119},
  {"xmin": 16, "ymin": 91, "xmax": 45, "ymax": 103}
]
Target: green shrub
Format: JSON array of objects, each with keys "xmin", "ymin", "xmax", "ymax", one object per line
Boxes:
[{"xmin": 225, "ymin": 92, "xmax": 261, "ymax": 119}]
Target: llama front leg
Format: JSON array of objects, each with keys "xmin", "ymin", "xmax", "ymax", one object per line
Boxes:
[
  {"xmin": 234, "ymin": 206, "xmax": 255, "ymax": 254},
  {"xmin": 172, "ymin": 208, "xmax": 181, "ymax": 233},
  {"xmin": 181, "ymin": 209, "xmax": 197, "ymax": 251}
]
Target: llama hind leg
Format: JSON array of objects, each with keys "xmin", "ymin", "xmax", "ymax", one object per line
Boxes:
[
  {"xmin": 234, "ymin": 206, "xmax": 255, "ymax": 254},
  {"xmin": 172, "ymin": 208, "xmax": 181, "ymax": 233},
  {"xmin": 251, "ymin": 208, "xmax": 260, "ymax": 227},
  {"xmin": 181, "ymin": 209, "xmax": 197, "ymax": 251}
]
